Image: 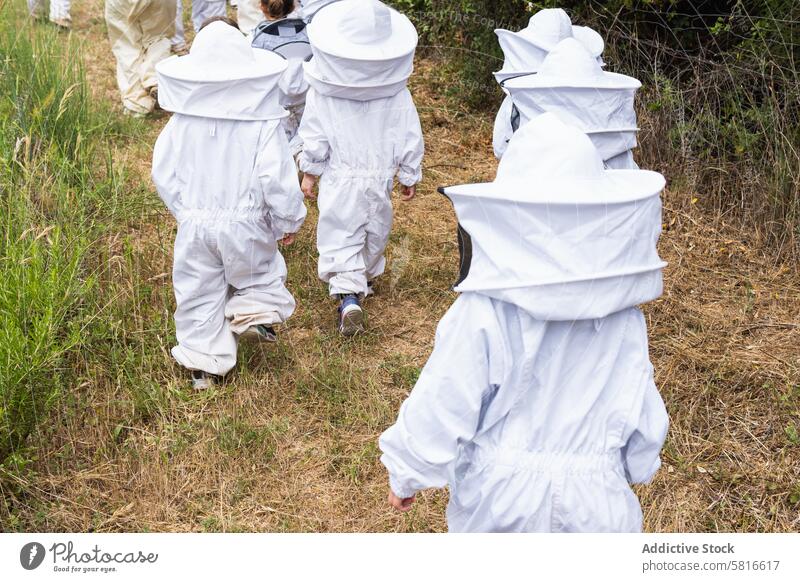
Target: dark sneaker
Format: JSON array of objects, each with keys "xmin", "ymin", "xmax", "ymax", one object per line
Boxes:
[
  {"xmin": 191, "ymin": 370, "xmax": 220, "ymax": 390},
  {"xmin": 50, "ymin": 18, "xmax": 71, "ymax": 30},
  {"xmin": 148, "ymin": 86, "xmax": 162, "ymax": 110},
  {"xmin": 240, "ymin": 324, "xmax": 278, "ymax": 343},
  {"xmin": 338, "ymin": 294, "xmax": 365, "ymax": 336}
]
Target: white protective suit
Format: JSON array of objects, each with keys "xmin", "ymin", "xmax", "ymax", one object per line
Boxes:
[
  {"xmin": 504, "ymin": 39, "xmax": 641, "ymax": 170},
  {"xmin": 492, "ymin": 8, "xmax": 604, "ymax": 159},
  {"xmin": 298, "ymin": 0, "xmax": 423, "ymax": 297},
  {"xmin": 173, "ymin": 1, "xmax": 228, "ymax": 47},
  {"xmin": 105, "ymin": 0, "xmax": 176, "ymax": 115},
  {"xmin": 299, "ymin": 0, "xmax": 339, "ymax": 21},
  {"xmin": 236, "ymin": 0, "xmax": 262, "ymax": 35},
  {"xmin": 379, "ymin": 114, "xmax": 669, "ymax": 533},
  {"xmin": 28, "ymin": 0, "xmax": 71, "ymax": 25},
  {"xmin": 251, "ymin": 10, "xmax": 310, "ymax": 154},
  {"xmin": 152, "ymin": 22, "xmax": 306, "ymax": 375},
  {"xmin": 172, "ymin": 0, "xmax": 186, "ymax": 49}
]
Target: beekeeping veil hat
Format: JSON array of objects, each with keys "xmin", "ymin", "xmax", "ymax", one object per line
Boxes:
[
  {"xmin": 156, "ymin": 21, "xmax": 288, "ymax": 120},
  {"xmin": 440, "ymin": 113, "xmax": 666, "ymax": 321},
  {"xmin": 303, "ymin": 0, "xmax": 418, "ymax": 100},
  {"xmin": 494, "ymin": 8, "xmax": 604, "ymax": 83},
  {"xmin": 300, "ymin": 0, "xmax": 340, "ymax": 21},
  {"xmin": 503, "ymin": 38, "xmax": 641, "ymax": 167}
]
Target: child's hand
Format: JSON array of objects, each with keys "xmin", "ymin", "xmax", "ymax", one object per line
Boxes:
[
  {"xmin": 400, "ymin": 184, "xmax": 416, "ymax": 201},
  {"xmin": 301, "ymin": 173, "xmax": 318, "ymax": 200},
  {"xmin": 388, "ymin": 490, "xmax": 415, "ymax": 513},
  {"xmin": 280, "ymin": 233, "xmax": 296, "ymax": 246}
]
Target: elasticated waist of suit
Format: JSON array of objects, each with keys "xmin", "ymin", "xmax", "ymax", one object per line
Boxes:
[
  {"xmin": 477, "ymin": 448, "xmax": 623, "ymax": 475},
  {"xmin": 176, "ymin": 209, "xmax": 265, "ymax": 222},
  {"xmin": 326, "ymin": 167, "xmax": 397, "ymax": 180}
]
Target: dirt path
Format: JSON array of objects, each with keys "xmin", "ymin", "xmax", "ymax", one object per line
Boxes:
[{"xmin": 11, "ymin": 0, "xmax": 800, "ymax": 532}]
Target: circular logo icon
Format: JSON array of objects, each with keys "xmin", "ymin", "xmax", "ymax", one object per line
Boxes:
[{"xmin": 20, "ymin": 542, "xmax": 46, "ymax": 570}]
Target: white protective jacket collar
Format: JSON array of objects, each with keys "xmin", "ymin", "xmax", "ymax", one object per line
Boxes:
[
  {"xmin": 494, "ymin": 8, "xmax": 604, "ymax": 83},
  {"xmin": 304, "ymin": 0, "xmax": 418, "ymax": 100},
  {"xmin": 157, "ymin": 21, "xmax": 288, "ymax": 120},
  {"xmin": 440, "ymin": 113, "xmax": 666, "ymax": 320},
  {"xmin": 504, "ymin": 38, "xmax": 641, "ymax": 163}
]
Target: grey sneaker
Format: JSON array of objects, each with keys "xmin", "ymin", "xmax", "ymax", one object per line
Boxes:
[
  {"xmin": 191, "ymin": 370, "xmax": 220, "ymax": 390},
  {"xmin": 240, "ymin": 324, "xmax": 278, "ymax": 343}
]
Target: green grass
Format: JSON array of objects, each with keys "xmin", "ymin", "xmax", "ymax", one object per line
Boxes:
[{"xmin": 0, "ymin": 1, "xmax": 148, "ymax": 468}]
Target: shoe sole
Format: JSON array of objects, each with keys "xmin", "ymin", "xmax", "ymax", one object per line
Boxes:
[
  {"xmin": 339, "ymin": 306, "xmax": 365, "ymax": 337},
  {"xmin": 239, "ymin": 328, "xmax": 278, "ymax": 344}
]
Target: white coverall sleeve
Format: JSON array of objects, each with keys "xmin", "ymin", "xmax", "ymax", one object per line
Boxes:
[
  {"xmin": 492, "ymin": 95, "xmax": 513, "ymax": 159},
  {"xmin": 296, "ymin": 91, "xmax": 330, "ymax": 176},
  {"xmin": 257, "ymin": 126, "xmax": 307, "ymax": 240},
  {"xmin": 622, "ymin": 374, "xmax": 669, "ymax": 484},
  {"xmin": 279, "ymin": 60, "xmax": 309, "ymax": 102},
  {"xmin": 396, "ymin": 103, "xmax": 424, "ymax": 187},
  {"xmin": 151, "ymin": 118, "xmax": 183, "ymax": 217},
  {"xmin": 379, "ymin": 296, "xmax": 502, "ymax": 499}
]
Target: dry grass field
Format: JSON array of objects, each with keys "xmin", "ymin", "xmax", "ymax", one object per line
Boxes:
[{"xmin": 1, "ymin": 0, "xmax": 798, "ymax": 532}]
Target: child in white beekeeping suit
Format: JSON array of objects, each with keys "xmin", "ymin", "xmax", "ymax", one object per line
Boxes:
[
  {"xmin": 379, "ymin": 113, "xmax": 669, "ymax": 532},
  {"xmin": 504, "ymin": 38, "xmax": 641, "ymax": 170},
  {"xmin": 492, "ymin": 7, "xmax": 603, "ymax": 159},
  {"xmin": 105, "ymin": 0, "xmax": 177, "ymax": 117},
  {"xmin": 298, "ymin": 0, "xmax": 423, "ymax": 336},
  {"xmin": 239, "ymin": 0, "xmax": 336, "ymax": 35},
  {"xmin": 27, "ymin": 0, "xmax": 72, "ymax": 29},
  {"xmin": 251, "ymin": 0, "xmax": 310, "ymax": 155},
  {"xmin": 171, "ymin": 1, "xmax": 229, "ymax": 54},
  {"xmin": 152, "ymin": 21, "xmax": 307, "ymax": 389}
]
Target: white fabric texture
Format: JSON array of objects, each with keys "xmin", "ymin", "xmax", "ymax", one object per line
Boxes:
[
  {"xmin": 152, "ymin": 116, "xmax": 306, "ymax": 375},
  {"xmin": 152, "ymin": 22, "xmax": 306, "ymax": 375},
  {"xmin": 379, "ymin": 295, "xmax": 668, "ymax": 532},
  {"xmin": 251, "ymin": 10, "xmax": 311, "ymax": 154},
  {"xmin": 105, "ymin": 0, "xmax": 176, "ymax": 114},
  {"xmin": 172, "ymin": 0, "xmax": 186, "ymax": 47},
  {"xmin": 304, "ymin": 0, "xmax": 417, "ymax": 101},
  {"xmin": 191, "ymin": 0, "xmax": 227, "ymax": 30},
  {"xmin": 28, "ymin": 0, "xmax": 71, "ymax": 22},
  {"xmin": 445, "ymin": 114, "xmax": 665, "ymax": 319},
  {"xmin": 492, "ymin": 95, "xmax": 514, "ymax": 159},
  {"xmin": 171, "ymin": 0, "xmax": 228, "ymax": 42},
  {"xmin": 492, "ymin": 10, "xmax": 605, "ymax": 158},
  {"xmin": 299, "ymin": 0, "xmax": 338, "ymax": 22},
  {"xmin": 157, "ymin": 21, "xmax": 289, "ymax": 120},
  {"xmin": 500, "ymin": 39, "xmax": 641, "ymax": 165},
  {"xmin": 298, "ymin": 88, "xmax": 423, "ymax": 296},
  {"xmin": 379, "ymin": 114, "xmax": 668, "ymax": 532},
  {"xmin": 237, "ymin": 0, "xmax": 262, "ymax": 35},
  {"xmin": 494, "ymin": 8, "xmax": 603, "ymax": 83}
]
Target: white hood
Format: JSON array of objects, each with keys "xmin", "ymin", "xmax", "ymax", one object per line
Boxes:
[
  {"xmin": 504, "ymin": 38, "xmax": 640, "ymax": 163},
  {"xmin": 304, "ymin": 0, "xmax": 418, "ymax": 100},
  {"xmin": 440, "ymin": 114, "xmax": 666, "ymax": 320},
  {"xmin": 157, "ymin": 21, "xmax": 288, "ymax": 120},
  {"xmin": 300, "ymin": 0, "xmax": 339, "ymax": 21},
  {"xmin": 494, "ymin": 8, "xmax": 604, "ymax": 83}
]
